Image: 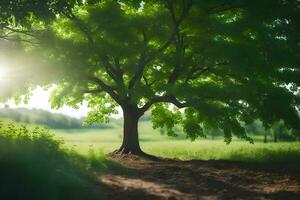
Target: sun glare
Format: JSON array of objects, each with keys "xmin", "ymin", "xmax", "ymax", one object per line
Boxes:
[
  {"xmin": 0, "ymin": 67, "xmax": 6, "ymax": 81},
  {"xmin": 0, "ymin": 68, "xmax": 5, "ymax": 79},
  {"xmin": 0, "ymin": 59, "xmax": 8, "ymax": 81},
  {"xmin": 0, "ymin": 61, "xmax": 7, "ymax": 81}
]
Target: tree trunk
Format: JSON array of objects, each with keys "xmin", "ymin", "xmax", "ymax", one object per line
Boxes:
[
  {"xmin": 274, "ymin": 133, "xmax": 278, "ymax": 143},
  {"xmin": 264, "ymin": 132, "xmax": 268, "ymax": 143},
  {"xmin": 117, "ymin": 106, "xmax": 143, "ymax": 155}
]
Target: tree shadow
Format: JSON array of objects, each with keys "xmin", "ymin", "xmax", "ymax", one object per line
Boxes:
[{"xmin": 98, "ymin": 157, "xmax": 300, "ymax": 200}]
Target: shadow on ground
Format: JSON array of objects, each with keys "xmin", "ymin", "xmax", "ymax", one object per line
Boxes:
[{"xmin": 97, "ymin": 155, "xmax": 300, "ymax": 200}]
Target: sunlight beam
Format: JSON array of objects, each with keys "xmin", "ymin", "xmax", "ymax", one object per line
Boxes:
[
  {"xmin": 0, "ymin": 68, "xmax": 6, "ymax": 80},
  {"xmin": 0, "ymin": 61, "xmax": 7, "ymax": 81}
]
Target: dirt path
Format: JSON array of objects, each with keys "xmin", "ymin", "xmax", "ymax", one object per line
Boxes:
[{"xmin": 98, "ymin": 155, "xmax": 300, "ymax": 200}]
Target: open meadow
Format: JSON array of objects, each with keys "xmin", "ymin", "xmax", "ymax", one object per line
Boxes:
[
  {"xmin": 1, "ymin": 119, "xmax": 300, "ymax": 200},
  {"xmin": 51, "ymin": 122, "xmax": 300, "ymax": 199},
  {"xmin": 54, "ymin": 121, "xmax": 300, "ymax": 165}
]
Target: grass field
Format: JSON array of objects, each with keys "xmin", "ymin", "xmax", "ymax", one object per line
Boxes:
[
  {"xmin": 1, "ymin": 119, "xmax": 299, "ymax": 200},
  {"xmin": 53, "ymin": 121, "xmax": 300, "ymax": 165}
]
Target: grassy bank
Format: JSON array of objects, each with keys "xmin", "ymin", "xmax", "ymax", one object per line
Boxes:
[{"xmin": 0, "ymin": 122, "xmax": 126, "ymax": 200}]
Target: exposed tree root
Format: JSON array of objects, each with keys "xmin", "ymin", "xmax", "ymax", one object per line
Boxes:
[{"xmin": 108, "ymin": 148, "xmax": 160, "ymax": 161}]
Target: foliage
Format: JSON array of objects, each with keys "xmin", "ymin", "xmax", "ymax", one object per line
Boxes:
[
  {"xmin": 0, "ymin": 121, "xmax": 106, "ymax": 200},
  {"xmin": 0, "ymin": 0, "xmax": 299, "ymax": 144}
]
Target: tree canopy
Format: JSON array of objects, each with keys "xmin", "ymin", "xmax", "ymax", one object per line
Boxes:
[{"xmin": 0, "ymin": 0, "xmax": 299, "ymax": 153}]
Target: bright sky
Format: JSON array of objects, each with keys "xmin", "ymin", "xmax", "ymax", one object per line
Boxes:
[
  {"xmin": 0, "ymin": 58, "xmax": 123, "ymax": 119},
  {"xmin": 0, "ymin": 59, "xmax": 92, "ymax": 118},
  {"xmin": 0, "ymin": 64, "xmax": 6, "ymax": 80},
  {"xmin": 0, "ymin": 86, "xmax": 122, "ymax": 118},
  {"xmin": 0, "ymin": 87, "xmax": 90, "ymax": 118},
  {"xmin": 0, "ymin": 86, "xmax": 122, "ymax": 119}
]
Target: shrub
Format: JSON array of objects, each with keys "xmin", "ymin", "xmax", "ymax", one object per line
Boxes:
[{"xmin": 0, "ymin": 122, "xmax": 101, "ymax": 200}]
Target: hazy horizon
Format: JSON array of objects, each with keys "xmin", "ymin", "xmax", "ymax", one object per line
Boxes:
[{"xmin": 0, "ymin": 86, "xmax": 122, "ymax": 119}]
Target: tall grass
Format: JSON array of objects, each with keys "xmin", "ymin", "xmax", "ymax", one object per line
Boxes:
[{"xmin": 0, "ymin": 122, "xmax": 112, "ymax": 200}]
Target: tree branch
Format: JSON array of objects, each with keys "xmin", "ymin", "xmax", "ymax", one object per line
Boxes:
[
  {"xmin": 64, "ymin": 11, "xmax": 94, "ymax": 47},
  {"xmin": 113, "ymin": 56, "xmax": 124, "ymax": 78},
  {"xmin": 128, "ymin": 30, "xmax": 149, "ymax": 89},
  {"xmin": 2, "ymin": 26, "xmax": 35, "ymax": 37},
  {"xmin": 207, "ymin": 3, "xmax": 243, "ymax": 14},
  {"xmin": 142, "ymin": 75, "xmax": 156, "ymax": 87},
  {"xmin": 65, "ymin": 10, "xmax": 125, "ymax": 94},
  {"xmin": 100, "ymin": 55, "xmax": 118, "ymax": 82},
  {"xmin": 148, "ymin": 0, "xmax": 192, "ymax": 62},
  {"xmin": 128, "ymin": 0, "xmax": 192, "ymax": 89},
  {"xmin": 166, "ymin": 0, "xmax": 192, "ymax": 85},
  {"xmin": 167, "ymin": 34, "xmax": 185, "ymax": 84},
  {"xmin": 185, "ymin": 61, "xmax": 230, "ymax": 83},
  {"xmin": 185, "ymin": 66, "xmax": 210, "ymax": 83},
  {"xmin": 140, "ymin": 95, "xmax": 187, "ymax": 113},
  {"xmin": 112, "ymin": 56, "xmax": 126, "ymax": 92},
  {"xmin": 0, "ymin": 26, "xmax": 39, "ymax": 44},
  {"xmin": 129, "ymin": 0, "xmax": 193, "ymax": 90},
  {"xmin": 0, "ymin": 35, "xmax": 39, "ymax": 45},
  {"xmin": 82, "ymin": 88, "xmax": 103, "ymax": 94},
  {"xmin": 89, "ymin": 77, "xmax": 122, "ymax": 104}
]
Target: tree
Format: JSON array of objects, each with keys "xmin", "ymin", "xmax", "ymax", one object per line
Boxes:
[{"xmin": 0, "ymin": 0, "xmax": 299, "ymax": 155}]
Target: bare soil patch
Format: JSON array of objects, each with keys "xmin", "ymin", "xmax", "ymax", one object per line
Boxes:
[{"xmin": 98, "ymin": 155, "xmax": 300, "ymax": 200}]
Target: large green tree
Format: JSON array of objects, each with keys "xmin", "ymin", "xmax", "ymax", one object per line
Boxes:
[{"xmin": 1, "ymin": 0, "xmax": 299, "ymax": 155}]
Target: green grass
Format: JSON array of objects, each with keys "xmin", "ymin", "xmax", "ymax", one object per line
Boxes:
[
  {"xmin": 0, "ymin": 122, "xmax": 127, "ymax": 200},
  {"xmin": 53, "ymin": 121, "xmax": 300, "ymax": 165},
  {"xmin": 0, "ymin": 119, "xmax": 299, "ymax": 200},
  {"xmin": 143, "ymin": 141, "xmax": 300, "ymax": 164}
]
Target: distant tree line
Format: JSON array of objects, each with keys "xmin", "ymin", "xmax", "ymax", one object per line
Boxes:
[
  {"xmin": 1, "ymin": 108, "xmax": 298, "ymax": 142},
  {"xmin": 159, "ymin": 119, "xmax": 299, "ymax": 142},
  {"xmin": 204, "ymin": 120, "xmax": 300, "ymax": 142},
  {"xmin": 0, "ymin": 108, "xmax": 115, "ymax": 129},
  {"xmin": 244, "ymin": 120, "xmax": 299, "ymax": 142}
]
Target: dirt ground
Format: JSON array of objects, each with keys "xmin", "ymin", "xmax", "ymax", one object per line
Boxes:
[{"xmin": 98, "ymin": 155, "xmax": 300, "ymax": 200}]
